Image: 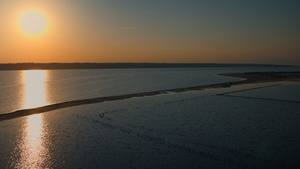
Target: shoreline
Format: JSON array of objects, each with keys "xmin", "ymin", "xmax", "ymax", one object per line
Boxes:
[
  {"xmin": 0, "ymin": 63, "xmax": 293, "ymax": 71},
  {"xmin": 0, "ymin": 72, "xmax": 299, "ymax": 121}
]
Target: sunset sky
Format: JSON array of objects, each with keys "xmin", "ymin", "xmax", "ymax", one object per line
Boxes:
[{"xmin": 0, "ymin": 0, "xmax": 299, "ymax": 65}]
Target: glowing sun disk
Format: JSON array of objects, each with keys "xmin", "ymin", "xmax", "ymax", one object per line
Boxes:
[{"xmin": 19, "ymin": 10, "xmax": 48, "ymax": 36}]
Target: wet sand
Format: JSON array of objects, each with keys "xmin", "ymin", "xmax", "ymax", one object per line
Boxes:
[{"xmin": 1, "ymin": 72, "xmax": 299, "ymax": 121}]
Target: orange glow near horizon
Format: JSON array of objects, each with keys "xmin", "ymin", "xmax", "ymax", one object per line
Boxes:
[{"xmin": 0, "ymin": 1, "xmax": 299, "ymax": 65}]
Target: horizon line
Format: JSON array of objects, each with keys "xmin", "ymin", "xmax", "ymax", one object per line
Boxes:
[{"xmin": 0, "ymin": 62, "xmax": 295, "ymax": 66}]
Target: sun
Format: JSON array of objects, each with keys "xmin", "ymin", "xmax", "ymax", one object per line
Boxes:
[{"xmin": 19, "ymin": 10, "xmax": 49, "ymax": 36}]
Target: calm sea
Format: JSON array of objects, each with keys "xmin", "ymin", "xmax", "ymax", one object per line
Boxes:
[
  {"xmin": 0, "ymin": 67, "xmax": 299, "ymax": 115},
  {"xmin": 0, "ymin": 66, "xmax": 300, "ymax": 169}
]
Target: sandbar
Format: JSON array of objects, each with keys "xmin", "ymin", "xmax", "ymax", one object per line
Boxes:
[{"xmin": 0, "ymin": 72, "xmax": 299, "ymax": 121}]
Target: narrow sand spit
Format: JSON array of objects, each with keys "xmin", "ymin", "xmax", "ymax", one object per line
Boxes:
[{"xmin": 1, "ymin": 72, "xmax": 299, "ymax": 121}]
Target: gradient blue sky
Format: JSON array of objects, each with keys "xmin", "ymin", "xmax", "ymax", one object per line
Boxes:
[{"xmin": 0, "ymin": 0, "xmax": 299, "ymax": 65}]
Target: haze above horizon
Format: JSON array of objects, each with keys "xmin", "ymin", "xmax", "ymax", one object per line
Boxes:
[{"xmin": 0, "ymin": 0, "xmax": 299, "ymax": 65}]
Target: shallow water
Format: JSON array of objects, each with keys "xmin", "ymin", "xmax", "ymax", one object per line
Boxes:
[
  {"xmin": 228, "ymin": 82, "xmax": 300, "ymax": 101},
  {"xmin": 0, "ymin": 82, "xmax": 299, "ymax": 169},
  {"xmin": 0, "ymin": 67, "xmax": 300, "ymax": 168}
]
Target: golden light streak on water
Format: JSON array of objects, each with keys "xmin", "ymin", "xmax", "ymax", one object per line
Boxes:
[
  {"xmin": 23, "ymin": 70, "xmax": 47, "ymax": 109},
  {"xmin": 9, "ymin": 70, "xmax": 52, "ymax": 168}
]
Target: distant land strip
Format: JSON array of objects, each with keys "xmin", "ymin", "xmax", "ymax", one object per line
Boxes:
[
  {"xmin": 0, "ymin": 72, "xmax": 299, "ymax": 121},
  {"xmin": 0, "ymin": 63, "xmax": 292, "ymax": 70}
]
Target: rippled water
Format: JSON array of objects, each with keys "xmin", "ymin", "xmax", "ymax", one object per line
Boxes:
[{"xmin": 0, "ymin": 67, "xmax": 299, "ymax": 168}]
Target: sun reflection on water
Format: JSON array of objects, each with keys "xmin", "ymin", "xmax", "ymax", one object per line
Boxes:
[
  {"xmin": 23, "ymin": 70, "xmax": 47, "ymax": 109},
  {"xmin": 10, "ymin": 70, "xmax": 51, "ymax": 168}
]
